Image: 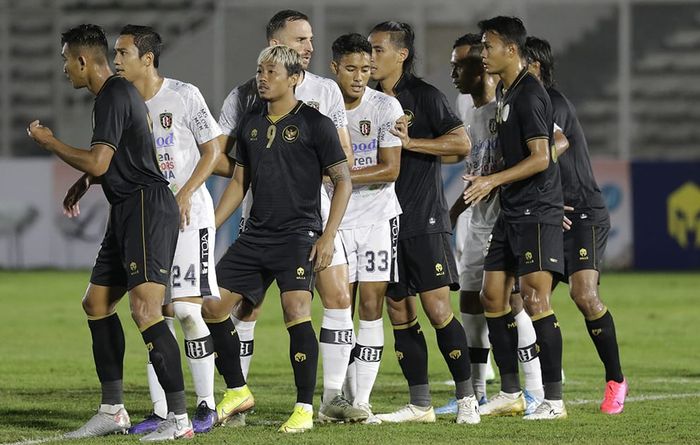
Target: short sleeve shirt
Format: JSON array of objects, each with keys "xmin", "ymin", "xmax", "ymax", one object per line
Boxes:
[
  {"xmin": 91, "ymin": 75, "xmax": 167, "ymax": 204},
  {"xmin": 495, "ymin": 70, "xmax": 563, "ymax": 225},
  {"xmin": 234, "ymin": 101, "xmax": 347, "ymax": 240},
  {"xmin": 376, "ymin": 73, "xmax": 463, "ymax": 239}
]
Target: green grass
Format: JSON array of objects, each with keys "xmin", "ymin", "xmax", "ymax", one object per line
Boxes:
[{"xmin": 1, "ymin": 271, "xmax": 699, "ymax": 444}]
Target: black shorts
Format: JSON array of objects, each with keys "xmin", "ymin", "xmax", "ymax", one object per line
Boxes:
[
  {"xmin": 386, "ymin": 232, "xmax": 459, "ymax": 299},
  {"xmin": 561, "ymin": 223, "xmax": 609, "ymax": 281},
  {"xmin": 484, "ymin": 216, "xmax": 564, "ymax": 278},
  {"xmin": 216, "ymin": 232, "xmax": 316, "ymax": 305},
  {"xmin": 91, "ymin": 185, "xmax": 179, "ymax": 290}
]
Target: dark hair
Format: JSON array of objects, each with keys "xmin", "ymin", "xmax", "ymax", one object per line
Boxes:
[
  {"xmin": 332, "ymin": 33, "xmax": 372, "ymax": 62},
  {"xmin": 477, "ymin": 16, "xmax": 527, "ymax": 53},
  {"xmin": 60, "ymin": 24, "xmax": 108, "ymax": 59},
  {"xmin": 524, "ymin": 36, "xmax": 554, "ymax": 88},
  {"xmin": 453, "ymin": 33, "xmax": 483, "ymax": 57},
  {"xmin": 369, "ymin": 21, "xmax": 416, "ymax": 75},
  {"xmin": 266, "ymin": 10, "xmax": 309, "ymax": 41},
  {"xmin": 120, "ymin": 24, "xmax": 163, "ymax": 68}
]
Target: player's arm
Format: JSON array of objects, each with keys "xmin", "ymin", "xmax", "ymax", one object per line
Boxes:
[
  {"xmin": 311, "ymin": 160, "xmax": 351, "ymax": 271},
  {"xmin": 27, "ymin": 120, "xmax": 113, "ymax": 176},
  {"xmin": 212, "ymin": 134, "xmax": 235, "ymax": 178},
  {"xmin": 442, "ymin": 154, "xmax": 466, "ymax": 164},
  {"xmin": 175, "ymin": 137, "xmax": 222, "ymax": 228},
  {"xmin": 349, "ymin": 145, "xmax": 400, "ymax": 184},
  {"xmin": 464, "ymin": 137, "xmax": 550, "ymax": 205},
  {"xmin": 449, "ymin": 190, "xmax": 470, "ymax": 229},
  {"xmin": 336, "ymin": 126, "xmax": 354, "ymax": 167},
  {"xmin": 391, "ymin": 121, "xmax": 471, "ymax": 156},
  {"xmin": 214, "ymin": 160, "xmax": 249, "ymax": 229},
  {"xmin": 554, "ymin": 125, "xmax": 569, "ymax": 157}
]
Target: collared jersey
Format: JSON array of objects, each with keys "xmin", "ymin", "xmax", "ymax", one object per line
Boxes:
[
  {"xmin": 234, "ymin": 101, "xmax": 346, "ymax": 240},
  {"xmin": 146, "ymin": 78, "xmax": 222, "ymax": 230},
  {"xmin": 548, "ymin": 87, "xmax": 609, "ymax": 226},
  {"xmin": 463, "ymin": 99, "xmax": 503, "ymax": 229},
  {"xmin": 376, "ymin": 73, "xmax": 463, "ymax": 239},
  {"xmin": 495, "ymin": 70, "xmax": 563, "ymax": 224},
  {"xmin": 341, "ymin": 87, "xmax": 404, "ymax": 229},
  {"xmin": 91, "ymin": 75, "xmax": 167, "ymax": 204}
]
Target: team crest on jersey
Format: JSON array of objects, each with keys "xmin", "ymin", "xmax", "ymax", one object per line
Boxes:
[
  {"xmin": 489, "ymin": 118, "xmax": 497, "ymax": 134},
  {"xmin": 403, "ymin": 109, "xmax": 415, "ymax": 127},
  {"xmin": 159, "ymin": 112, "xmax": 173, "ymax": 129},
  {"xmin": 283, "ymin": 125, "xmax": 299, "ymax": 143},
  {"xmin": 306, "ymin": 101, "xmax": 320, "ymax": 110},
  {"xmin": 359, "ymin": 120, "xmax": 371, "ymax": 136}
]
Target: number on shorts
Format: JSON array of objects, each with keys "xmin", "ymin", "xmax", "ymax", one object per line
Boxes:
[
  {"xmin": 172, "ymin": 264, "xmax": 196, "ymax": 287},
  {"xmin": 365, "ymin": 250, "xmax": 389, "ymax": 272},
  {"xmin": 266, "ymin": 124, "xmax": 276, "ymax": 148}
]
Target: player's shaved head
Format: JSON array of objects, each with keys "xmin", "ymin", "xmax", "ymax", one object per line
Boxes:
[
  {"xmin": 478, "ymin": 16, "xmax": 527, "ymax": 54},
  {"xmin": 257, "ymin": 45, "xmax": 303, "ymax": 77},
  {"xmin": 61, "ymin": 24, "xmax": 109, "ymax": 61},
  {"xmin": 120, "ymin": 24, "xmax": 163, "ymax": 68},
  {"xmin": 266, "ymin": 9, "xmax": 310, "ymax": 41}
]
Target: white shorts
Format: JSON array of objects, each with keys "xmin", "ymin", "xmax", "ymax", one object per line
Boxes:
[
  {"xmin": 458, "ymin": 224, "xmax": 493, "ymax": 292},
  {"xmin": 340, "ymin": 217, "xmax": 399, "ymax": 283},
  {"xmin": 165, "ymin": 226, "xmax": 220, "ymax": 303},
  {"xmin": 454, "ymin": 207, "xmax": 472, "ymax": 263}
]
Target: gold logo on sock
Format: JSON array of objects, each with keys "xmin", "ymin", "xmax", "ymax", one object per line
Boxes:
[
  {"xmin": 395, "ymin": 351, "xmax": 404, "ymax": 360},
  {"xmin": 591, "ymin": 328, "xmax": 602, "ymax": 336},
  {"xmin": 507, "ymin": 322, "xmax": 517, "ymax": 329},
  {"xmin": 294, "ymin": 352, "xmax": 307, "ymax": 362},
  {"xmin": 449, "ymin": 349, "xmax": 462, "ymax": 360},
  {"xmin": 146, "ymin": 342, "xmax": 153, "ymax": 352},
  {"xmin": 554, "ymin": 321, "xmax": 560, "ymax": 329}
]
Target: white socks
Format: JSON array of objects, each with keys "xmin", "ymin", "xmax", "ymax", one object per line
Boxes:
[
  {"xmin": 232, "ymin": 316, "xmax": 256, "ymax": 380},
  {"xmin": 461, "ymin": 312, "xmax": 490, "ymax": 400},
  {"xmin": 514, "ymin": 309, "xmax": 544, "ymax": 400},
  {"xmin": 174, "ymin": 301, "xmax": 215, "ymax": 408},
  {"xmin": 319, "ymin": 308, "xmax": 354, "ymax": 401},
  {"xmin": 353, "ymin": 318, "xmax": 384, "ymax": 406}
]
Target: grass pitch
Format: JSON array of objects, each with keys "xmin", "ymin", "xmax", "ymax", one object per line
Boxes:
[{"xmin": 0, "ymin": 270, "xmax": 698, "ymax": 444}]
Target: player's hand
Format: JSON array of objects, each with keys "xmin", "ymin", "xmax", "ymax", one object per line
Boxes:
[
  {"xmin": 63, "ymin": 175, "xmax": 91, "ymax": 218},
  {"xmin": 563, "ymin": 205, "xmax": 574, "ymax": 231},
  {"xmin": 309, "ymin": 233, "xmax": 334, "ymax": 272},
  {"xmin": 175, "ymin": 189, "xmax": 193, "ymax": 230},
  {"xmin": 389, "ymin": 115, "xmax": 411, "ymax": 149},
  {"xmin": 463, "ymin": 174, "xmax": 498, "ymax": 206},
  {"xmin": 27, "ymin": 120, "xmax": 54, "ymax": 147}
]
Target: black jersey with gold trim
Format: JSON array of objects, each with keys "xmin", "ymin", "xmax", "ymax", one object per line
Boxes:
[
  {"xmin": 376, "ymin": 73, "xmax": 463, "ymax": 239},
  {"xmin": 234, "ymin": 101, "xmax": 346, "ymax": 239},
  {"xmin": 495, "ymin": 69, "xmax": 563, "ymax": 225},
  {"xmin": 91, "ymin": 75, "xmax": 167, "ymax": 204}
]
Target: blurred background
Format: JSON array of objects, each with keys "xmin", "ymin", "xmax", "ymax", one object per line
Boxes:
[{"xmin": 0, "ymin": 0, "xmax": 698, "ymax": 271}]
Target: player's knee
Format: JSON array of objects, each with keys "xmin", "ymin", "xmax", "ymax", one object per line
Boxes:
[
  {"xmin": 81, "ymin": 294, "xmax": 110, "ymax": 317},
  {"xmin": 358, "ymin": 296, "xmax": 383, "ymax": 320},
  {"xmin": 570, "ymin": 286, "xmax": 603, "ymax": 317},
  {"xmin": 173, "ymin": 301, "xmax": 203, "ymax": 331}
]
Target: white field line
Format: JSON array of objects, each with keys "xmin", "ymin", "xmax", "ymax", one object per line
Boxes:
[{"xmin": 3, "ymin": 392, "xmax": 700, "ymax": 445}]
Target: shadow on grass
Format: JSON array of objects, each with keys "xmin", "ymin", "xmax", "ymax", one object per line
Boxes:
[{"xmin": 0, "ymin": 407, "xmax": 79, "ymax": 431}]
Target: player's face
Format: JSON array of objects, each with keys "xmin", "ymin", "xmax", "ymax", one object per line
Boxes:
[
  {"xmin": 256, "ymin": 61, "xmax": 298, "ymax": 101},
  {"xmin": 61, "ymin": 43, "xmax": 86, "ymax": 89},
  {"xmin": 332, "ymin": 52, "xmax": 371, "ymax": 101},
  {"xmin": 368, "ymin": 32, "xmax": 403, "ymax": 82},
  {"xmin": 481, "ymin": 31, "xmax": 511, "ymax": 75},
  {"xmin": 113, "ymin": 35, "xmax": 146, "ymax": 81},
  {"xmin": 450, "ymin": 45, "xmax": 482, "ymax": 95},
  {"xmin": 271, "ymin": 19, "xmax": 314, "ymax": 70}
]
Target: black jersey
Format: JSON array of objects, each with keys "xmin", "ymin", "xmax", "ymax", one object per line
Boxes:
[
  {"xmin": 91, "ymin": 75, "xmax": 167, "ymax": 204},
  {"xmin": 495, "ymin": 69, "xmax": 563, "ymax": 225},
  {"xmin": 376, "ymin": 73, "xmax": 463, "ymax": 240},
  {"xmin": 548, "ymin": 87, "xmax": 609, "ymax": 226},
  {"xmin": 234, "ymin": 101, "xmax": 347, "ymax": 240}
]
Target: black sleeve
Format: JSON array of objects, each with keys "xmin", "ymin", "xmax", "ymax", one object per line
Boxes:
[
  {"xmin": 517, "ymin": 86, "xmax": 551, "ymax": 142},
  {"xmin": 233, "ymin": 117, "xmax": 249, "ymax": 166},
  {"xmin": 551, "ymin": 94, "xmax": 571, "ymax": 136},
  {"xmin": 91, "ymin": 82, "xmax": 129, "ymax": 151},
  {"xmin": 315, "ymin": 115, "xmax": 347, "ymax": 170},
  {"xmin": 425, "ymin": 85, "xmax": 463, "ymax": 136}
]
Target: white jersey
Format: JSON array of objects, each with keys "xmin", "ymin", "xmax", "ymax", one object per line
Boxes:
[
  {"xmin": 147, "ymin": 78, "xmax": 222, "ymax": 230},
  {"xmin": 340, "ymin": 87, "xmax": 403, "ymax": 229},
  {"xmin": 462, "ymin": 99, "xmax": 502, "ymax": 229}
]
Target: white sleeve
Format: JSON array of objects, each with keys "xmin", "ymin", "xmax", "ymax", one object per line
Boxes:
[
  {"xmin": 326, "ymin": 82, "xmax": 348, "ymax": 129},
  {"xmin": 186, "ymin": 85, "xmax": 222, "ymax": 144},
  {"xmin": 378, "ymin": 96, "xmax": 404, "ymax": 148},
  {"xmin": 218, "ymin": 87, "xmax": 244, "ymax": 136}
]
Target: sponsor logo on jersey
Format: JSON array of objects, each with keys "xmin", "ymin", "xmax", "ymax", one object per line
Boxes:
[
  {"xmin": 159, "ymin": 112, "xmax": 173, "ymax": 129},
  {"xmin": 250, "ymin": 128, "xmax": 258, "ymax": 141},
  {"xmin": 283, "ymin": 125, "xmax": 299, "ymax": 143},
  {"xmin": 359, "ymin": 119, "xmax": 371, "ymax": 136}
]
